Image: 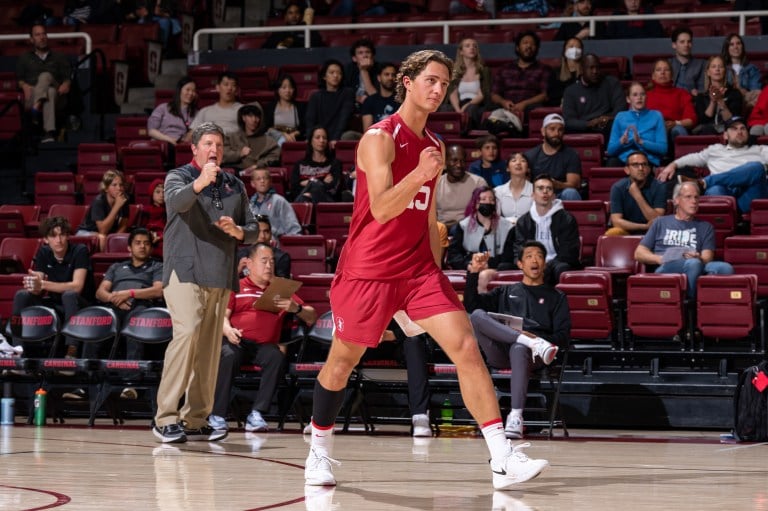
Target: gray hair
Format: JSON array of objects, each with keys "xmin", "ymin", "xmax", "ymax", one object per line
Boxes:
[
  {"xmin": 673, "ymin": 180, "xmax": 700, "ymax": 199},
  {"xmin": 191, "ymin": 122, "xmax": 225, "ymax": 145}
]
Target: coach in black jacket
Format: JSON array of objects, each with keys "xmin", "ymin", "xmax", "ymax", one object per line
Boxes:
[{"xmin": 513, "ymin": 175, "xmax": 581, "ymax": 286}]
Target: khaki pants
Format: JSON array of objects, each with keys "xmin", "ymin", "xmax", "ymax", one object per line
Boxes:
[
  {"xmin": 155, "ymin": 271, "xmax": 229, "ymax": 429},
  {"xmin": 26, "ymin": 71, "xmax": 58, "ymax": 133}
]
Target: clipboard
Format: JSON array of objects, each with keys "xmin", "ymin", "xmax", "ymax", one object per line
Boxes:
[
  {"xmin": 253, "ymin": 277, "xmax": 303, "ymax": 312},
  {"xmin": 487, "ymin": 312, "xmax": 524, "ymax": 331}
]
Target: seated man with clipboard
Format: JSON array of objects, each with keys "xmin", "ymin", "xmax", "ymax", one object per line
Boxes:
[
  {"xmin": 464, "ymin": 240, "xmax": 570, "ymax": 440},
  {"xmin": 208, "ymin": 242, "xmax": 317, "ymax": 433}
]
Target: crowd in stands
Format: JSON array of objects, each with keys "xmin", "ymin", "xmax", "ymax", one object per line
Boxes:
[{"xmin": 5, "ymin": 0, "xmax": 768, "ymax": 435}]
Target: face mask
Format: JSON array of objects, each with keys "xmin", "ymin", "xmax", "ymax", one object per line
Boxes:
[
  {"xmin": 564, "ymin": 47, "xmax": 582, "ymax": 60},
  {"xmin": 478, "ymin": 203, "xmax": 495, "ymax": 217}
]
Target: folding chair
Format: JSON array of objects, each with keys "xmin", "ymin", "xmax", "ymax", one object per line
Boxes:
[
  {"xmin": 58, "ymin": 306, "xmax": 120, "ymax": 424},
  {"xmin": 4, "ymin": 306, "xmax": 61, "ymax": 423},
  {"xmin": 90, "ymin": 307, "xmax": 172, "ymax": 425}
]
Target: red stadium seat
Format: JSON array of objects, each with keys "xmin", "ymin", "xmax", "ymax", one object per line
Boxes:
[
  {"xmin": 626, "ymin": 273, "xmax": 688, "ymax": 349},
  {"xmin": 696, "ymin": 274, "xmax": 762, "ymax": 353},
  {"xmin": 724, "ymin": 235, "xmax": 768, "ymax": 298},
  {"xmin": 279, "ymin": 235, "xmax": 328, "ymax": 276},
  {"xmin": 562, "ymin": 200, "xmax": 608, "ymax": 264}
]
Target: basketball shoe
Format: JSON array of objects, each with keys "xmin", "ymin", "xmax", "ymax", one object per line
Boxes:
[
  {"xmin": 305, "ymin": 447, "xmax": 340, "ymax": 486},
  {"xmin": 530, "ymin": 339, "xmax": 558, "ymax": 365},
  {"xmin": 490, "ymin": 442, "xmax": 548, "ymax": 490}
]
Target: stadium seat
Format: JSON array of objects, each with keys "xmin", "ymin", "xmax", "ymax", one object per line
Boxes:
[
  {"xmin": 696, "ymin": 274, "xmax": 762, "ymax": 353},
  {"xmin": 626, "ymin": 273, "xmax": 688, "ymax": 349},
  {"xmin": 293, "ymin": 273, "xmax": 334, "ymax": 316},
  {"xmin": 724, "ymin": 235, "xmax": 768, "ymax": 298},
  {"xmin": 749, "ymin": 199, "xmax": 768, "ymax": 235},
  {"xmin": 34, "ymin": 172, "xmax": 77, "ymax": 214},
  {"xmin": 47, "ymin": 204, "xmax": 88, "ymax": 230},
  {"xmin": 78, "ymin": 143, "xmax": 118, "ymax": 175},
  {"xmin": 562, "ymin": 200, "xmax": 607, "ymax": 264},
  {"xmin": 279, "ymin": 235, "xmax": 329, "ymax": 276},
  {"xmin": 115, "ymin": 116, "xmax": 150, "ymax": 149},
  {"xmin": 696, "ymin": 197, "xmax": 737, "ymax": 260},
  {"xmin": 315, "ymin": 202, "xmax": 353, "ymax": 247},
  {"xmin": 0, "ymin": 237, "xmax": 42, "ymax": 275},
  {"xmin": 426, "ymin": 111, "xmax": 464, "ymax": 138},
  {"xmin": 586, "ymin": 167, "xmax": 624, "ymax": 202}
]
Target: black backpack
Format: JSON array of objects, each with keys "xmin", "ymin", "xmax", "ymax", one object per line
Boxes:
[{"xmin": 733, "ymin": 361, "xmax": 768, "ymax": 442}]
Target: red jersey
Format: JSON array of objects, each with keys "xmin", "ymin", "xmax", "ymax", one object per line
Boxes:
[
  {"xmin": 336, "ymin": 112, "xmax": 442, "ymax": 280},
  {"xmin": 227, "ymin": 276, "xmax": 304, "ymax": 343}
]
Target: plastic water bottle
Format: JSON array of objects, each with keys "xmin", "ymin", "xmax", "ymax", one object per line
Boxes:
[
  {"xmin": 441, "ymin": 397, "xmax": 453, "ymax": 425},
  {"xmin": 33, "ymin": 388, "xmax": 47, "ymax": 426},
  {"xmin": 0, "ymin": 397, "xmax": 14, "ymax": 425}
]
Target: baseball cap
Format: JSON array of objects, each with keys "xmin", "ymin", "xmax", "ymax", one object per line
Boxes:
[
  {"xmin": 724, "ymin": 116, "xmax": 747, "ymax": 129},
  {"xmin": 542, "ymin": 113, "xmax": 565, "ymax": 129}
]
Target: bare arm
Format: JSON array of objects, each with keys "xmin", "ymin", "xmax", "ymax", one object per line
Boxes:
[
  {"xmin": 699, "ymin": 249, "xmax": 714, "ymax": 264},
  {"xmin": 42, "ymin": 268, "xmax": 87, "ymax": 295},
  {"xmin": 634, "ymin": 243, "xmax": 663, "ymax": 266},
  {"xmin": 357, "ymin": 129, "xmax": 444, "ymax": 224}
]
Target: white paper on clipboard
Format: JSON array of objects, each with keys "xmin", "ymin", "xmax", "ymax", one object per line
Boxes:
[
  {"xmin": 487, "ymin": 312, "xmax": 524, "ymax": 331},
  {"xmin": 393, "ymin": 310, "xmax": 426, "ymax": 336}
]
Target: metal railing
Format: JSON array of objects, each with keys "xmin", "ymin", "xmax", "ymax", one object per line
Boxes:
[
  {"xmin": 0, "ymin": 32, "xmax": 93, "ymax": 55},
  {"xmin": 192, "ymin": 10, "xmax": 768, "ymax": 53}
]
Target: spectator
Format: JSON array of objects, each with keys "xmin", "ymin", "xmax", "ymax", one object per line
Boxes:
[
  {"xmin": 524, "ymin": 113, "xmax": 582, "ymax": 201},
  {"xmin": 62, "ymin": 0, "xmax": 91, "ymax": 25},
  {"xmin": 248, "ymin": 168, "xmax": 301, "ymax": 239},
  {"xmin": 490, "ymin": 31, "xmax": 552, "ymax": 122},
  {"xmin": 12, "ymin": 216, "xmax": 94, "ymax": 358},
  {"xmin": 494, "ymin": 152, "xmax": 534, "ymax": 225},
  {"xmin": 721, "ymin": 33, "xmax": 763, "ymax": 110},
  {"xmin": 148, "ymin": 76, "xmax": 197, "ymax": 145},
  {"xmin": 646, "ymin": 59, "xmax": 697, "ymax": 146},
  {"xmin": 436, "ymin": 144, "xmax": 488, "ymax": 228},
  {"xmin": 446, "ymin": 37, "xmax": 492, "ymax": 132},
  {"xmin": 448, "ymin": 187, "xmax": 516, "ymax": 291},
  {"xmin": 555, "ymin": 0, "xmax": 603, "ymax": 40},
  {"xmin": 546, "ymin": 37, "xmax": 583, "ymax": 107},
  {"xmin": 223, "ymin": 103, "xmax": 280, "ymax": 170},
  {"xmin": 189, "ymin": 72, "xmax": 242, "ymax": 135},
  {"xmin": 263, "ymin": 74, "xmax": 306, "ymax": 146},
  {"xmin": 262, "ymin": 2, "xmax": 324, "ymax": 49},
  {"xmin": 635, "ymin": 181, "xmax": 734, "ymax": 298},
  {"xmin": 144, "ymin": 178, "xmax": 166, "ymax": 258},
  {"xmin": 513, "ymin": 174, "xmax": 581, "ymax": 286},
  {"xmin": 748, "ymin": 85, "xmax": 768, "ymax": 136},
  {"xmin": 693, "ymin": 55, "xmax": 743, "ymax": 135},
  {"xmin": 343, "ymin": 38, "xmax": 380, "ymax": 111},
  {"xmin": 562, "ymin": 53, "xmax": 625, "ymax": 139},
  {"xmin": 236, "ymin": 215, "xmax": 292, "ymax": 279},
  {"xmin": 89, "ymin": 227, "xmax": 163, "ymax": 370},
  {"xmin": 16, "ymin": 24, "xmax": 72, "ymax": 143},
  {"xmin": 465, "ymin": 241, "xmax": 569, "ymax": 439},
  {"xmin": 669, "ymin": 26, "xmax": 706, "ymax": 96},
  {"xmin": 604, "ymin": 0, "xmax": 664, "ymax": 40},
  {"xmin": 657, "ymin": 117, "xmax": 768, "ymax": 213},
  {"xmin": 469, "ymin": 134, "xmax": 508, "ymax": 188},
  {"xmin": 360, "ymin": 62, "xmax": 398, "ymax": 132},
  {"xmin": 209, "ymin": 243, "xmax": 316, "ymax": 433},
  {"xmin": 290, "ymin": 126, "xmax": 342, "ymax": 203},
  {"xmin": 450, "ymin": 0, "xmax": 496, "ymax": 17},
  {"xmin": 606, "ymin": 151, "xmax": 666, "ymax": 236},
  {"xmin": 606, "ymin": 81, "xmax": 668, "ymax": 167},
  {"xmin": 498, "ymin": 0, "xmax": 547, "ymax": 16},
  {"xmin": 152, "ymin": 121, "xmax": 259, "ymax": 444},
  {"xmin": 130, "ymin": 1, "xmax": 181, "ymax": 52},
  {"xmin": 305, "ymin": 59, "xmax": 356, "ymax": 145},
  {"xmin": 76, "ymin": 169, "xmax": 131, "ymax": 252}
]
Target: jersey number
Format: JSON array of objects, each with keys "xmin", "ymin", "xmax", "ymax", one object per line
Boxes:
[{"xmin": 407, "ymin": 186, "xmax": 431, "ymax": 211}]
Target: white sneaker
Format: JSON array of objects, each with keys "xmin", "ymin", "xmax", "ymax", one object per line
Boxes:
[
  {"xmin": 305, "ymin": 447, "xmax": 340, "ymax": 486},
  {"xmin": 412, "ymin": 414, "xmax": 431, "ymax": 437},
  {"xmin": 208, "ymin": 414, "xmax": 228, "ymax": 431},
  {"xmin": 245, "ymin": 410, "xmax": 269, "ymax": 432},
  {"xmin": 490, "ymin": 442, "xmax": 548, "ymax": 490},
  {"xmin": 530, "ymin": 338, "xmax": 558, "ymax": 365},
  {"xmin": 505, "ymin": 412, "xmax": 523, "ymax": 440}
]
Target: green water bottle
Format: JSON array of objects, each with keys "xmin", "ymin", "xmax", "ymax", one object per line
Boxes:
[
  {"xmin": 33, "ymin": 388, "xmax": 47, "ymax": 426},
  {"xmin": 441, "ymin": 397, "xmax": 453, "ymax": 425}
]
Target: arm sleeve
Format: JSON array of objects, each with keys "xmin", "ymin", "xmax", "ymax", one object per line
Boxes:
[
  {"xmin": 606, "ymin": 114, "xmax": 625, "ymax": 157},
  {"xmin": 641, "ymin": 111, "xmax": 668, "ymax": 157}
]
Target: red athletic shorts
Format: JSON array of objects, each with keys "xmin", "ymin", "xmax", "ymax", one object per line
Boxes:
[{"xmin": 329, "ymin": 269, "xmax": 464, "ymax": 347}]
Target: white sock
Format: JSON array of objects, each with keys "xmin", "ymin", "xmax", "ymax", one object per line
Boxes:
[
  {"xmin": 310, "ymin": 421, "xmax": 334, "ymax": 454},
  {"xmin": 481, "ymin": 419, "xmax": 512, "ymax": 461}
]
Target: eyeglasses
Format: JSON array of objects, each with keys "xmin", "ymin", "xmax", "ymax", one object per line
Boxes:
[
  {"xmin": 628, "ymin": 162, "xmax": 651, "ymax": 169},
  {"xmin": 211, "ymin": 186, "xmax": 223, "ymax": 210},
  {"xmin": 255, "ymin": 214, "xmax": 270, "ymax": 222}
]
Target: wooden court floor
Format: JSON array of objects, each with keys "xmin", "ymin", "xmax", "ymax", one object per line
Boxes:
[{"xmin": 1, "ymin": 422, "xmax": 766, "ymax": 511}]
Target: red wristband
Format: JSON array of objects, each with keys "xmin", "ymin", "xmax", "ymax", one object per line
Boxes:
[{"xmin": 130, "ymin": 289, "xmax": 136, "ymax": 299}]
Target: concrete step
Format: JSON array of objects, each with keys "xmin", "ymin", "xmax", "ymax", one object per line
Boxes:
[
  {"xmin": 121, "ymin": 87, "xmax": 155, "ymax": 115},
  {"xmin": 157, "ymin": 58, "xmax": 187, "ymax": 88}
]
